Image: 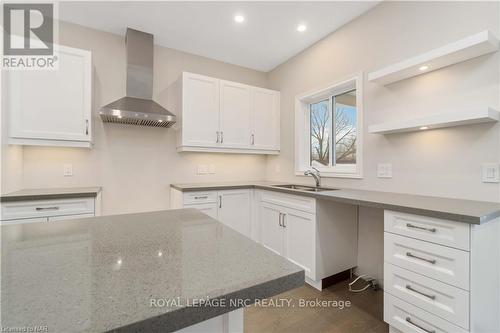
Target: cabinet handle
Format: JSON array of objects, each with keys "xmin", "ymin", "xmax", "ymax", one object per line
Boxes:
[
  {"xmin": 406, "ymin": 223, "xmax": 436, "ymax": 233},
  {"xmin": 221, "ymin": 131, "xmax": 224, "ymax": 143},
  {"xmin": 194, "ymin": 196, "xmax": 208, "ymax": 200},
  {"xmin": 219, "ymin": 195, "xmax": 222, "ymax": 209},
  {"xmin": 278, "ymin": 213, "xmax": 282, "ymax": 227},
  {"xmin": 405, "ymin": 284, "xmax": 436, "ymax": 300},
  {"xmin": 36, "ymin": 206, "xmax": 59, "ymax": 211},
  {"xmin": 216, "ymin": 131, "xmax": 220, "ymax": 143},
  {"xmin": 282, "ymin": 214, "xmax": 286, "ymax": 228},
  {"xmin": 85, "ymin": 119, "xmax": 89, "ymax": 135},
  {"xmin": 405, "ymin": 317, "xmax": 435, "ymax": 333},
  {"xmin": 251, "ymin": 134, "xmax": 255, "ymax": 145},
  {"xmin": 406, "ymin": 252, "xmax": 436, "ymax": 264}
]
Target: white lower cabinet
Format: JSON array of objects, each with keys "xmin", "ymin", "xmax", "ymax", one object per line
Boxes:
[
  {"xmin": 260, "ymin": 201, "xmax": 315, "ymax": 278},
  {"xmin": 1, "ymin": 197, "xmax": 99, "ymax": 225},
  {"xmin": 258, "ymin": 190, "xmax": 357, "ymax": 288},
  {"xmin": 170, "ymin": 188, "xmax": 252, "ymax": 238},
  {"xmin": 384, "ymin": 210, "xmax": 500, "ymax": 333}
]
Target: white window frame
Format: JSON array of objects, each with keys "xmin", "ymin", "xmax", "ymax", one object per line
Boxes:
[{"xmin": 295, "ymin": 73, "xmax": 363, "ymax": 179}]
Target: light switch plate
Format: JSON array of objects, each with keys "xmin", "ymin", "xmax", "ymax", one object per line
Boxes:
[
  {"xmin": 197, "ymin": 164, "xmax": 208, "ymax": 175},
  {"xmin": 208, "ymin": 164, "xmax": 216, "ymax": 174},
  {"xmin": 63, "ymin": 163, "xmax": 73, "ymax": 177},
  {"xmin": 482, "ymin": 163, "xmax": 499, "ymax": 183},
  {"xmin": 377, "ymin": 163, "xmax": 392, "ymax": 178}
]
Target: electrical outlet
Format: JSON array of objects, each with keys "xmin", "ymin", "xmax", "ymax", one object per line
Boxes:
[
  {"xmin": 63, "ymin": 163, "xmax": 73, "ymax": 177},
  {"xmin": 208, "ymin": 164, "xmax": 216, "ymax": 174},
  {"xmin": 482, "ymin": 163, "xmax": 499, "ymax": 183},
  {"xmin": 377, "ymin": 163, "xmax": 392, "ymax": 178},
  {"xmin": 197, "ymin": 164, "xmax": 208, "ymax": 175}
]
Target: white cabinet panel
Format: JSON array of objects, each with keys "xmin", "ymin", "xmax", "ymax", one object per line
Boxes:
[
  {"xmin": 184, "ymin": 203, "xmax": 218, "ymax": 220},
  {"xmin": 176, "ymin": 72, "xmax": 280, "ymax": 154},
  {"xmin": 385, "ymin": 263, "xmax": 469, "ymax": 329},
  {"xmin": 384, "ymin": 233, "xmax": 470, "ymax": 290},
  {"xmin": 220, "ymin": 81, "xmax": 251, "ymax": 148},
  {"xmin": 7, "ymin": 45, "xmax": 92, "ymax": 146},
  {"xmin": 251, "ymin": 87, "xmax": 280, "ymax": 150},
  {"xmin": 0, "ymin": 217, "xmax": 47, "ymax": 225},
  {"xmin": 283, "ymin": 208, "xmax": 315, "ymax": 280},
  {"xmin": 182, "ymin": 73, "xmax": 220, "ymax": 147},
  {"xmin": 218, "ymin": 189, "xmax": 251, "ymax": 237},
  {"xmin": 1, "ymin": 198, "xmax": 95, "ymax": 221},
  {"xmin": 260, "ymin": 202, "xmax": 284, "ymax": 256},
  {"xmin": 384, "ymin": 293, "xmax": 468, "ymax": 333},
  {"xmin": 385, "ymin": 210, "xmax": 470, "ymax": 251},
  {"xmin": 48, "ymin": 213, "xmax": 95, "ymax": 222}
]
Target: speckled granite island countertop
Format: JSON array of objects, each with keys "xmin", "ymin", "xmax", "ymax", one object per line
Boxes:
[
  {"xmin": 0, "ymin": 187, "xmax": 102, "ymax": 202},
  {"xmin": 0, "ymin": 209, "xmax": 304, "ymax": 332},
  {"xmin": 171, "ymin": 181, "xmax": 500, "ymax": 224}
]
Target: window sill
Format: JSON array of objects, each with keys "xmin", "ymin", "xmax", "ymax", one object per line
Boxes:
[{"xmin": 294, "ymin": 170, "xmax": 363, "ymax": 179}]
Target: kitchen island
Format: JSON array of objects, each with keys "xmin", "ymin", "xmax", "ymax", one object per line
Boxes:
[{"xmin": 0, "ymin": 209, "xmax": 304, "ymax": 332}]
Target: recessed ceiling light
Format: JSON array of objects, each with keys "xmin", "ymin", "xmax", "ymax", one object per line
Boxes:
[
  {"xmin": 419, "ymin": 65, "xmax": 429, "ymax": 71},
  {"xmin": 419, "ymin": 126, "xmax": 429, "ymax": 130},
  {"xmin": 234, "ymin": 15, "xmax": 245, "ymax": 23},
  {"xmin": 297, "ymin": 24, "xmax": 307, "ymax": 32}
]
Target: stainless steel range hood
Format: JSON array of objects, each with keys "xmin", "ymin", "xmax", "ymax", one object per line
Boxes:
[{"xmin": 100, "ymin": 28, "xmax": 176, "ymax": 128}]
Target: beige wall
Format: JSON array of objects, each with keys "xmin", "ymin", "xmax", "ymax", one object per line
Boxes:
[
  {"xmin": 265, "ymin": 1, "xmax": 499, "ymax": 283},
  {"xmin": 266, "ymin": 1, "xmax": 500, "ymax": 202},
  {"xmin": 18, "ymin": 21, "xmax": 269, "ymax": 215}
]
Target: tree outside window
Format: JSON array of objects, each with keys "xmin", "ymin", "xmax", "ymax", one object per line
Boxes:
[{"xmin": 310, "ymin": 90, "xmax": 357, "ymax": 168}]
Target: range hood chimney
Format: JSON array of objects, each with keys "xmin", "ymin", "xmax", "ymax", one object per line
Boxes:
[{"xmin": 100, "ymin": 28, "xmax": 176, "ymax": 127}]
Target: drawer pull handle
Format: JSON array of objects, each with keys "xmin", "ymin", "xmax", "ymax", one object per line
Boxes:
[
  {"xmin": 194, "ymin": 196, "xmax": 208, "ymax": 199},
  {"xmin": 36, "ymin": 206, "xmax": 59, "ymax": 211},
  {"xmin": 406, "ymin": 223, "xmax": 437, "ymax": 233},
  {"xmin": 406, "ymin": 317, "xmax": 435, "ymax": 333},
  {"xmin": 279, "ymin": 213, "xmax": 283, "ymax": 227},
  {"xmin": 282, "ymin": 214, "xmax": 286, "ymax": 228},
  {"xmin": 406, "ymin": 284, "xmax": 436, "ymax": 300},
  {"xmin": 406, "ymin": 252, "xmax": 436, "ymax": 264}
]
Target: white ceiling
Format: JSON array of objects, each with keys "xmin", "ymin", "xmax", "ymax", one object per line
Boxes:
[{"xmin": 59, "ymin": 1, "xmax": 379, "ymax": 72}]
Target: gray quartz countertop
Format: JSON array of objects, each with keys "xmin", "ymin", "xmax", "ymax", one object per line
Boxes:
[
  {"xmin": 1, "ymin": 209, "xmax": 304, "ymax": 333},
  {"xmin": 0, "ymin": 187, "xmax": 102, "ymax": 202},
  {"xmin": 171, "ymin": 181, "xmax": 500, "ymax": 224}
]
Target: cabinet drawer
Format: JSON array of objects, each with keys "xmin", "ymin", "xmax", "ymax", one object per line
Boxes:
[
  {"xmin": 385, "ymin": 263, "xmax": 469, "ymax": 329},
  {"xmin": 384, "ymin": 293, "xmax": 468, "ymax": 333},
  {"xmin": 385, "ymin": 211, "xmax": 470, "ymax": 251},
  {"xmin": 260, "ymin": 190, "xmax": 315, "ymax": 214},
  {"xmin": 183, "ymin": 191, "xmax": 217, "ymax": 204},
  {"xmin": 1, "ymin": 198, "xmax": 95, "ymax": 221},
  {"xmin": 384, "ymin": 233, "xmax": 469, "ymax": 290}
]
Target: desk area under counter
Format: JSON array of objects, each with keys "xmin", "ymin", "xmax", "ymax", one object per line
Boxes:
[{"xmin": 171, "ymin": 181, "xmax": 500, "ymax": 333}]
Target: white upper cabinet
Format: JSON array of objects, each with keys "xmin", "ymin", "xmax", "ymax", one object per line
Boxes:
[
  {"xmin": 177, "ymin": 72, "xmax": 280, "ymax": 154},
  {"xmin": 181, "ymin": 72, "xmax": 220, "ymax": 147},
  {"xmin": 219, "ymin": 80, "xmax": 252, "ymax": 148},
  {"xmin": 251, "ymin": 87, "xmax": 280, "ymax": 151},
  {"xmin": 6, "ymin": 45, "xmax": 93, "ymax": 148}
]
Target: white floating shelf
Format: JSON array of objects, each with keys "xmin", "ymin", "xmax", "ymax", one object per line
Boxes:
[
  {"xmin": 369, "ymin": 108, "xmax": 499, "ymax": 134},
  {"xmin": 368, "ymin": 30, "xmax": 499, "ymax": 85}
]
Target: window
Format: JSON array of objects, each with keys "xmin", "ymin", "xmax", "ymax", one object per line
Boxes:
[{"xmin": 296, "ymin": 75, "xmax": 362, "ymax": 178}]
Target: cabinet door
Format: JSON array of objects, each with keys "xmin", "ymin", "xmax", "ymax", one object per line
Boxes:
[
  {"xmin": 0, "ymin": 217, "xmax": 47, "ymax": 225},
  {"xmin": 283, "ymin": 208, "xmax": 315, "ymax": 279},
  {"xmin": 251, "ymin": 87, "xmax": 280, "ymax": 150},
  {"xmin": 48, "ymin": 213, "xmax": 94, "ymax": 222},
  {"xmin": 185, "ymin": 203, "xmax": 218, "ymax": 220},
  {"xmin": 218, "ymin": 189, "xmax": 251, "ymax": 237},
  {"xmin": 7, "ymin": 45, "xmax": 92, "ymax": 142},
  {"xmin": 259, "ymin": 202, "xmax": 284, "ymax": 256},
  {"xmin": 182, "ymin": 73, "xmax": 220, "ymax": 147},
  {"xmin": 219, "ymin": 80, "xmax": 251, "ymax": 148}
]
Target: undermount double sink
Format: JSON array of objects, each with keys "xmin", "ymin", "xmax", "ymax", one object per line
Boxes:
[{"xmin": 270, "ymin": 184, "xmax": 338, "ymax": 192}]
